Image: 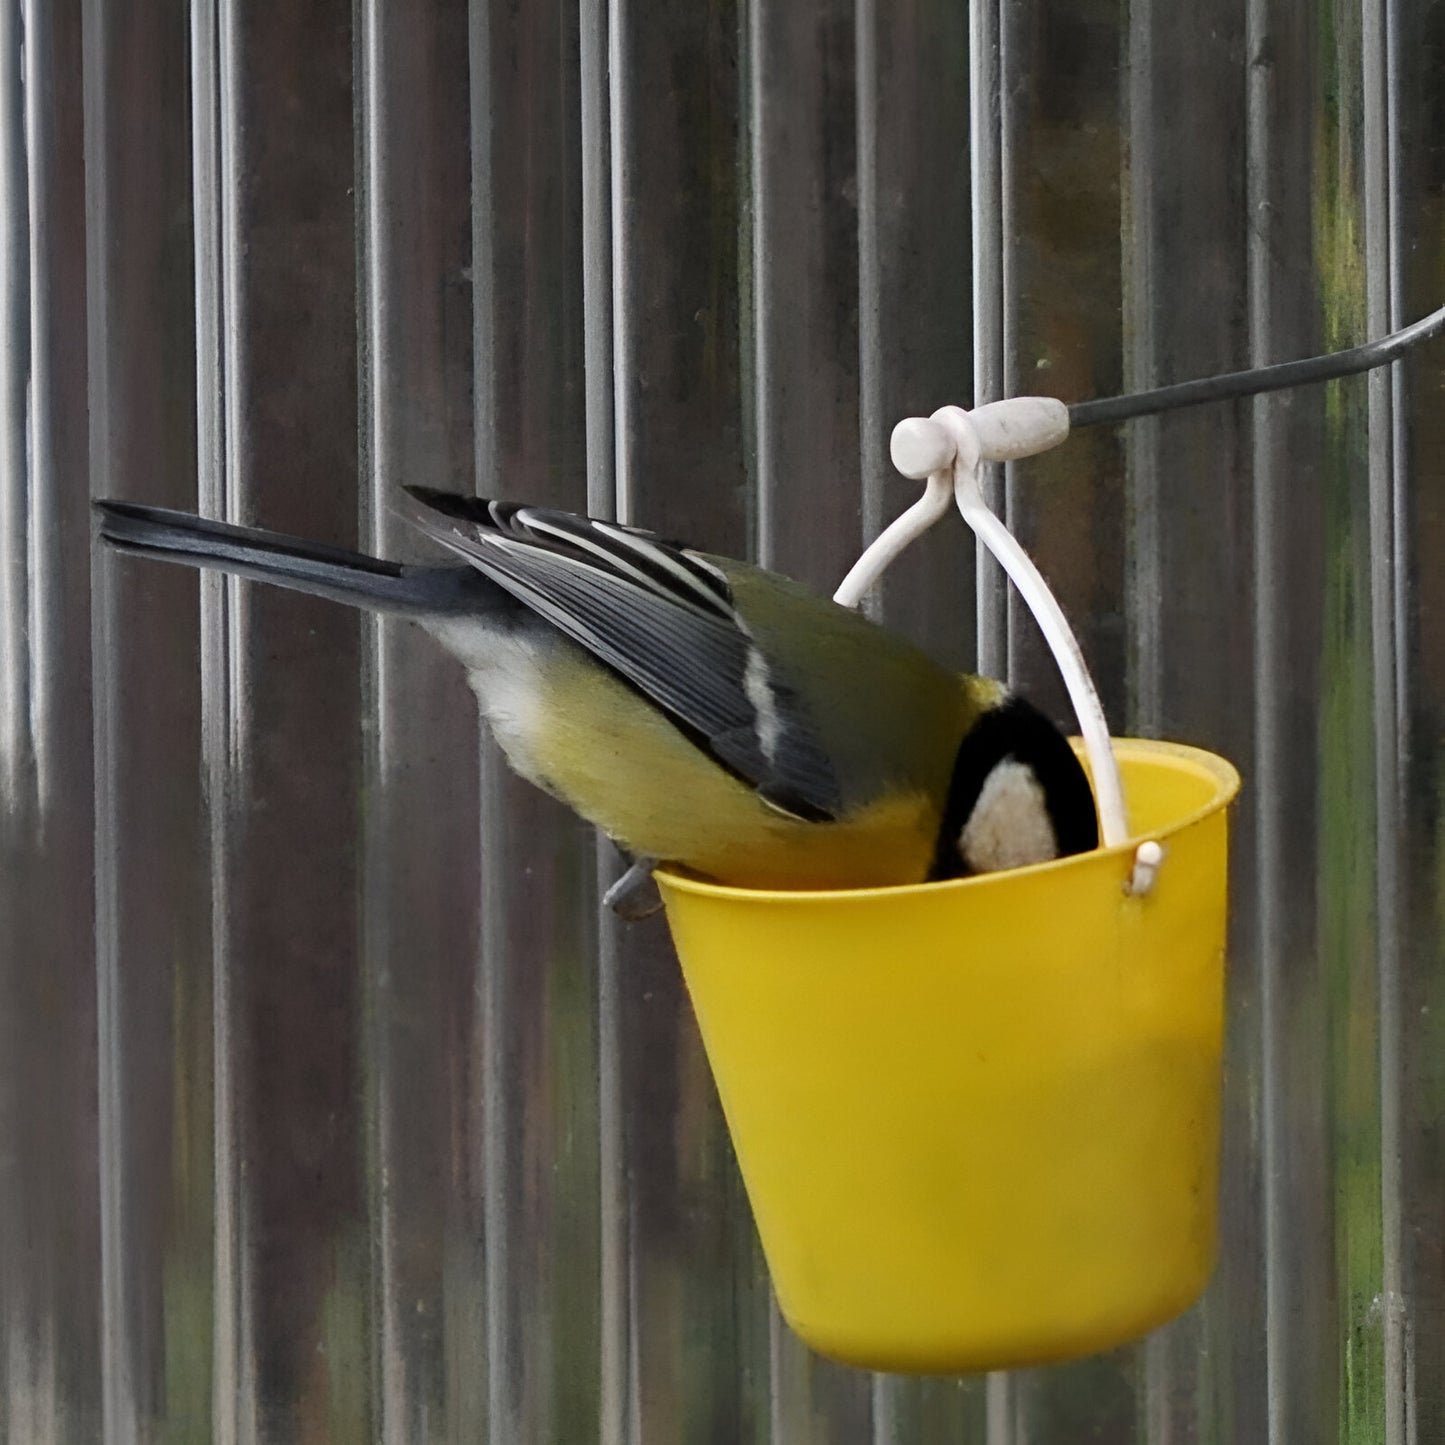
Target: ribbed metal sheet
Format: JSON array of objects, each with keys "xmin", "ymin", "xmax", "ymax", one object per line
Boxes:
[{"xmin": 1, "ymin": 0, "xmax": 1440, "ymax": 1438}]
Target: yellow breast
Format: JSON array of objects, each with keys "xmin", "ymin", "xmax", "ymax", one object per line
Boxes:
[{"xmin": 529, "ymin": 649, "xmax": 938, "ymax": 890}]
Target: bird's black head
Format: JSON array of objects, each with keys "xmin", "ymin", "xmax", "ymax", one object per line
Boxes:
[{"xmin": 930, "ymin": 694, "xmax": 1100, "ymax": 881}]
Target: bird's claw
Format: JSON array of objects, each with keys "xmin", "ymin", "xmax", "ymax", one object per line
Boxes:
[{"xmin": 603, "ymin": 856, "xmax": 663, "ymax": 921}]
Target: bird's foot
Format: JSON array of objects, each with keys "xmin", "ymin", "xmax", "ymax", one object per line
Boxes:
[{"xmin": 603, "ymin": 855, "xmax": 663, "ymax": 921}]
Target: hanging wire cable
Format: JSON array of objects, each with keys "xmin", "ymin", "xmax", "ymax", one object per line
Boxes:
[{"xmin": 1069, "ymin": 298, "xmax": 1445, "ymax": 429}]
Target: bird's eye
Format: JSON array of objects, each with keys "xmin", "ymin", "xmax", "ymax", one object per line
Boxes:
[{"xmin": 957, "ymin": 759, "xmax": 1059, "ymax": 874}]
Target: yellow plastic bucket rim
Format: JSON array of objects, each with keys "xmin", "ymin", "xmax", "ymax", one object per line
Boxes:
[{"xmin": 655, "ymin": 737, "xmax": 1241, "ymax": 904}]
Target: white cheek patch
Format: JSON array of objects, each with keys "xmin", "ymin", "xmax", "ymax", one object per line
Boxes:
[{"xmin": 958, "ymin": 758, "xmax": 1059, "ymax": 874}]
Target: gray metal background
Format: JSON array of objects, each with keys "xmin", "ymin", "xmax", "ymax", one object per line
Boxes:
[{"xmin": 0, "ymin": 0, "xmax": 1442, "ymax": 1438}]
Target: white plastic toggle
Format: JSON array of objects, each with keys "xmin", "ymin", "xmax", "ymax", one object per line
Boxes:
[
  {"xmin": 889, "ymin": 397, "xmax": 1070, "ymax": 478},
  {"xmin": 968, "ymin": 397, "xmax": 1070, "ymax": 462}
]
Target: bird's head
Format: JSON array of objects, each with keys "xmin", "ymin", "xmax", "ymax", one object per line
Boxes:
[{"xmin": 933, "ymin": 694, "xmax": 1099, "ymax": 879}]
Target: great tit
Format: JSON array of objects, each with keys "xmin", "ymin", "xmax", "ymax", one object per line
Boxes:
[{"xmin": 94, "ymin": 489, "xmax": 1098, "ymax": 890}]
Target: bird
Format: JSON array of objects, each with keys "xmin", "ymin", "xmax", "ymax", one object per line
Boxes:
[{"xmin": 94, "ymin": 487, "xmax": 1099, "ymax": 893}]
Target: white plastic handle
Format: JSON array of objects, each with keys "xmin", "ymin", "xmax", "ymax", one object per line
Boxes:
[
  {"xmin": 838, "ymin": 397, "xmax": 1069, "ymax": 606},
  {"xmin": 832, "ymin": 468, "xmax": 954, "ymax": 610},
  {"xmin": 837, "ymin": 397, "xmax": 1160, "ymax": 894}
]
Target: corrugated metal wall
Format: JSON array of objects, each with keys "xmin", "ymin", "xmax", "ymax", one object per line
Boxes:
[{"xmin": 1, "ymin": 0, "xmax": 1441, "ymax": 1438}]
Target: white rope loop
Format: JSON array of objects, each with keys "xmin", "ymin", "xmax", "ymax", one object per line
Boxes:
[{"xmin": 839, "ymin": 397, "xmax": 1162, "ymax": 895}]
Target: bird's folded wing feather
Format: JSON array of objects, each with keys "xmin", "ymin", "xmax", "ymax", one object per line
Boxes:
[{"xmin": 404, "ymin": 489, "xmax": 842, "ymax": 822}]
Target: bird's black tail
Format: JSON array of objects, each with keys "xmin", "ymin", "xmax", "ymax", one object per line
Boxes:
[{"xmin": 95, "ymin": 500, "xmax": 491, "ymax": 616}]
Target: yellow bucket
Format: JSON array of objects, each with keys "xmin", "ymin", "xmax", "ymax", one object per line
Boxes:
[{"xmin": 656, "ymin": 739, "xmax": 1240, "ymax": 1375}]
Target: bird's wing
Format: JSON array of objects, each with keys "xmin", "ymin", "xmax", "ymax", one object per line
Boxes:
[{"xmin": 404, "ymin": 488, "xmax": 842, "ymax": 821}]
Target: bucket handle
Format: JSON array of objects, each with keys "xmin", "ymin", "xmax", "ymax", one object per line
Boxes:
[{"xmin": 834, "ymin": 400, "xmax": 1165, "ymax": 896}]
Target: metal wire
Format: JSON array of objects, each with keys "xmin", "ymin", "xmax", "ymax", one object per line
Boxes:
[{"xmin": 1069, "ymin": 298, "xmax": 1445, "ymax": 428}]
